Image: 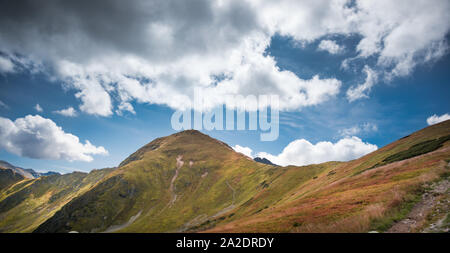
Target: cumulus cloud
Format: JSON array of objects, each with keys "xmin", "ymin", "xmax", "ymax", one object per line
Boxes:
[
  {"xmin": 0, "ymin": 0, "xmax": 448, "ymax": 115},
  {"xmin": 34, "ymin": 104, "xmax": 43, "ymax": 112},
  {"xmin": 54, "ymin": 107, "xmax": 77, "ymax": 117},
  {"xmin": 232, "ymin": 145, "xmax": 254, "ymax": 158},
  {"xmin": 261, "ymin": 0, "xmax": 449, "ymax": 76},
  {"xmin": 346, "ymin": 65, "xmax": 378, "ymax": 101},
  {"xmin": 427, "ymin": 113, "xmax": 450, "ymax": 125},
  {"xmin": 360, "ymin": 1, "xmax": 450, "ymax": 79},
  {"xmin": 339, "ymin": 122, "xmax": 378, "ymax": 137},
  {"xmin": 257, "ymin": 136, "xmax": 377, "ymax": 166},
  {"xmin": 318, "ymin": 40, "xmax": 344, "ymax": 54},
  {"xmin": 0, "ymin": 115, "xmax": 108, "ymax": 161},
  {"xmin": 257, "ymin": 0, "xmax": 354, "ymax": 41}
]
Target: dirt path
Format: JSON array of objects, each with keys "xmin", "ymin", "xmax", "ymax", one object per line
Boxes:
[
  {"xmin": 387, "ymin": 179, "xmax": 449, "ymax": 233},
  {"xmin": 211, "ymin": 180, "xmax": 236, "ymax": 219},
  {"xmin": 179, "ymin": 180, "xmax": 238, "ymax": 231},
  {"xmin": 225, "ymin": 180, "xmax": 236, "ymax": 204},
  {"xmin": 102, "ymin": 210, "xmax": 142, "ymax": 233}
]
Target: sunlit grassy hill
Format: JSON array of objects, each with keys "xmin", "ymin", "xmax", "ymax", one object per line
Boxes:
[
  {"xmin": 34, "ymin": 130, "xmax": 285, "ymax": 232},
  {"xmin": 0, "ymin": 167, "xmax": 24, "ymax": 190},
  {"xmin": 206, "ymin": 120, "xmax": 450, "ymax": 232},
  {"xmin": 0, "ymin": 167, "xmax": 115, "ymax": 232},
  {"xmin": 1, "ymin": 121, "xmax": 449, "ymax": 233}
]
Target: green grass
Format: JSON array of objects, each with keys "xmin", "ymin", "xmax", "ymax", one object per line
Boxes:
[
  {"xmin": 32, "ymin": 131, "xmax": 331, "ymax": 233},
  {"xmin": 293, "ymin": 222, "xmax": 302, "ymax": 227},
  {"xmin": 35, "ymin": 125, "xmax": 450, "ymax": 233},
  {"xmin": 369, "ymin": 188, "xmax": 423, "ymax": 232},
  {"xmin": 444, "ymin": 214, "xmax": 450, "ymax": 227},
  {"xmin": 354, "ymin": 134, "xmax": 450, "ymax": 176},
  {"xmin": 0, "ymin": 168, "xmax": 115, "ymax": 232},
  {"xmin": 382, "ymin": 135, "xmax": 450, "ymax": 164},
  {"xmin": 369, "ymin": 169, "xmax": 449, "ymax": 232},
  {"xmin": 0, "ymin": 169, "xmax": 24, "ymax": 191},
  {"xmin": 2, "ymin": 121, "xmax": 450, "ymax": 233}
]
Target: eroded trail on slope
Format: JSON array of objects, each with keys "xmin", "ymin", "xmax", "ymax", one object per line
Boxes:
[
  {"xmin": 159, "ymin": 155, "xmax": 184, "ymax": 212},
  {"xmin": 226, "ymin": 180, "xmax": 236, "ymax": 204},
  {"xmin": 168, "ymin": 155, "xmax": 184, "ymax": 206},
  {"xmin": 102, "ymin": 210, "xmax": 142, "ymax": 233},
  {"xmin": 387, "ymin": 178, "xmax": 449, "ymax": 233},
  {"xmin": 178, "ymin": 180, "xmax": 237, "ymax": 232},
  {"xmin": 157, "ymin": 155, "xmax": 184, "ymax": 215},
  {"xmin": 211, "ymin": 180, "xmax": 237, "ymax": 219}
]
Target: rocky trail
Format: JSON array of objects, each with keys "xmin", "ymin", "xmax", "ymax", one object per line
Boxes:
[
  {"xmin": 102, "ymin": 210, "xmax": 142, "ymax": 233},
  {"xmin": 178, "ymin": 180, "xmax": 237, "ymax": 231},
  {"xmin": 387, "ymin": 178, "xmax": 449, "ymax": 233}
]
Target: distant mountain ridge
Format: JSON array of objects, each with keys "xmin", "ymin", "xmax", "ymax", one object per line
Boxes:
[
  {"xmin": 0, "ymin": 167, "xmax": 24, "ymax": 190},
  {"xmin": 253, "ymin": 157, "xmax": 277, "ymax": 166},
  {"xmin": 0, "ymin": 160, "xmax": 60, "ymax": 179}
]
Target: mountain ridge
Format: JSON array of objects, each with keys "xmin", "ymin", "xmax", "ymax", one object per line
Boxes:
[
  {"xmin": 0, "ymin": 160, "xmax": 60, "ymax": 179},
  {"xmin": 1, "ymin": 120, "xmax": 449, "ymax": 233},
  {"xmin": 254, "ymin": 157, "xmax": 277, "ymax": 166}
]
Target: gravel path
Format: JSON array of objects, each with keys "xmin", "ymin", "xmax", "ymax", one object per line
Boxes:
[
  {"xmin": 102, "ymin": 210, "xmax": 142, "ymax": 233},
  {"xmin": 387, "ymin": 179, "xmax": 449, "ymax": 233}
]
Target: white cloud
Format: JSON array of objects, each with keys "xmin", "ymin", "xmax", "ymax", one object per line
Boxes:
[
  {"xmin": 232, "ymin": 145, "xmax": 254, "ymax": 158},
  {"xmin": 318, "ymin": 40, "xmax": 344, "ymax": 54},
  {"xmin": 346, "ymin": 65, "xmax": 378, "ymax": 102},
  {"xmin": 257, "ymin": 0, "xmax": 355, "ymax": 42},
  {"xmin": 0, "ymin": 0, "xmax": 448, "ymax": 114},
  {"xmin": 56, "ymin": 63, "xmax": 113, "ymax": 116},
  {"xmin": 0, "ymin": 115, "xmax": 108, "ymax": 162},
  {"xmin": 49, "ymin": 29, "xmax": 341, "ymax": 114},
  {"xmin": 257, "ymin": 136, "xmax": 377, "ymax": 166},
  {"xmin": 353, "ymin": 0, "xmax": 450, "ymax": 78},
  {"xmin": 339, "ymin": 122, "xmax": 378, "ymax": 136},
  {"xmin": 34, "ymin": 104, "xmax": 43, "ymax": 112},
  {"xmin": 427, "ymin": 113, "xmax": 450, "ymax": 125},
  {"xmin": 0, "ymin": 0, "xmax": 343, "ymax": 115},
  {"xmin": 0, "ymin": 55, "xmax": 14, "ymax": 73},
  {"xmin": 116, "ymin": 102, "xmax": 136, "ymax": 116},
  {"xmin": 54, "ymin": 107, "xmax": 77, "ymax": 117},
  {"xmin": 339, "ymin": 126, "xmax": 360, "ymax": 136}
]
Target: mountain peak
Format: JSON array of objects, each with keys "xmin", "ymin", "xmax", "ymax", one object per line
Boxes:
[
  {"xmin": 174, "ymin": 129, "xmax": 204, "ymax": 135},
  {"xmin": 119, "ymin": 129, "xmax": 232, "ymax": 167},
  {"xmin": 254, "ymin": 157, "xmax": 277, "ymax": 166},
  {"xmin": 12, "ymin": 119, "xmax": 450, "ymax": 233}
]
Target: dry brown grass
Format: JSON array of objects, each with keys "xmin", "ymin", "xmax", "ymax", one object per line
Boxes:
[{"xmin": 293, "ymin": 203, "xmax": 386, "ymax": 232}]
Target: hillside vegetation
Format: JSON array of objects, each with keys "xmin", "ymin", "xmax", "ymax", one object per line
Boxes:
[
  {"xmin": 0, "ymin": 168, "xmax": 115, "ymax": 232},
  {"xmin": 1, "ymin": 121, "xmax": 449, "ymax": 233},
  {"xmin": 0, "ymin": 168, "xmax": 24, "ymax": 190}
]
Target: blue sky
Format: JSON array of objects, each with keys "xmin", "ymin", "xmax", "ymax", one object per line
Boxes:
[{"xmin": 0, "ymin": 0, "xmax": 449, "ymax": 172}]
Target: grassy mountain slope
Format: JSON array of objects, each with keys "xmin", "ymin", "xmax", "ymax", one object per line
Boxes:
[
  {"xmin": 0, "ymin": 160, "xmax": 59, "ymax": 179},
  {"xmin": 0, "ymin": 168, "xmax": 24, "ymax": 190},
  {"xmin": 34, "ymin": 130, "xmax": 293, "ymax": 232},
  {"xmin": 0, "ymin": 161, "xmax": 35, "ymax": 179},
  {"xmin": 33, "ymin": 121, "xmax": 449, "ymax": 233},
  {"xmin": 0, "ymin": 168, "xmax": 115, "ymax": 232},
  {"xmin": 205, "ymin": 121, "xmax": 450, "ymax": 232}
]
